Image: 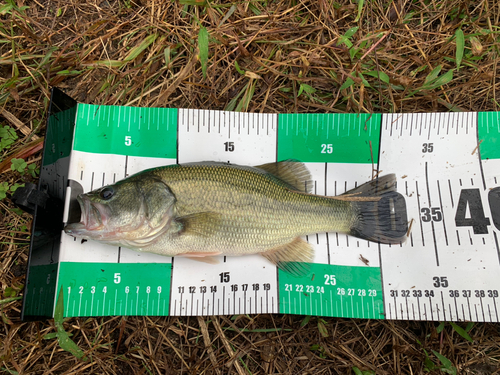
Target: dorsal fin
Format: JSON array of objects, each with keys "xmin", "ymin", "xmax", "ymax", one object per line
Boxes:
[{"xmin": 255, "ymin": 160, "xmax": 313, "ymax": 193}]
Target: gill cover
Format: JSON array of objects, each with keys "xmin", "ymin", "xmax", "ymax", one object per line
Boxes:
[{"xmin": 64, "ymin": 174, "xmax": 177, "ymax": 247}]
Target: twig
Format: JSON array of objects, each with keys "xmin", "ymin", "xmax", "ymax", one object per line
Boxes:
[
  {"xmin": 0, "ymin": 108, "xmax": 39, "ymax": 140},
  {"xmin": 212, "ymin": 317, "xmax": 246, "ymax": 375},
  {"xmin": 359, "ymin": 32, "xmax": 389, "ymax": 61},
  {"xmin": 197, "ymin": 317, "xmax": 221, "ymax": 375}
]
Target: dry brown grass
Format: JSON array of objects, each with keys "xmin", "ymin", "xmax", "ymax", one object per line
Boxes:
[{"xmin": 1, "ymin": 0, "xmax": 500, "ymax": 373}]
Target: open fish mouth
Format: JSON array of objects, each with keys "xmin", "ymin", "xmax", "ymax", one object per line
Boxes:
[{"xmin": 64, "ymin": 195, "xmax": 108, "ymax": 237}]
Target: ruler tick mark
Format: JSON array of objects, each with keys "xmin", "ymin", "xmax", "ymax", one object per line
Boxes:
[
  {"xmin": 415, "ymin": 181, "xmax": 425, "ymax": 246},
  {"xmin": 494, "ymin": 232, "xmax": 500, "ymax": 266},
  {"xmin": 448, "ymin": 180, "xmax": 454, "ymax": 207},
  {"xmin": 437, "ymin": 180, "xmax": 449, "ymax": 246},
  {"xmin": 480, "ymin": 297, "xmax": 485, "ymax": 322},
  {"xmin": 493, "ymin": 297, "xmax": 499, "ymax": 322}
]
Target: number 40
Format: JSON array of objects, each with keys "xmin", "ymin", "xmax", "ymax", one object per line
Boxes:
[{"xmin": 455, "ymin": 188, "xmax": 500, "ymax": 234}]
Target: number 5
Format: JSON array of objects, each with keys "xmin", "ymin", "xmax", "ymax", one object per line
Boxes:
[
  {"xmin": 125, "ymin": 136, "xmax": 132, "ymax": 146},
  {"xmin": 114, "ymin": 273, "xmax": 121, "ymax": 284}
]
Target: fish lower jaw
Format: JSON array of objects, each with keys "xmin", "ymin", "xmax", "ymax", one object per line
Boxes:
[{"xmin": 64, "ymin": 222, "xmax": 121, "ymax": 241}]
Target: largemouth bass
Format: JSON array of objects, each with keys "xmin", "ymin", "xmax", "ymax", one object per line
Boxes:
[{"xmin": 64, "ymin": 161, "xmax": 407, "ymax": 276}]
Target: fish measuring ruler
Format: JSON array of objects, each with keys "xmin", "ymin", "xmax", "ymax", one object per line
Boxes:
[{"xmin": 23, "ymin": 103, "xmax": 500, "ymax": 322}]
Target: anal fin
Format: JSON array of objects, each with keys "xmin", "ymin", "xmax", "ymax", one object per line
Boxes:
[{"xmin": 261, "ymin": 237, "xmax": 314, "ymax": 277}]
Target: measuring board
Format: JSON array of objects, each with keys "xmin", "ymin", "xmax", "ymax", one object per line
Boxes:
[{"xmin": 22, "ymin": 94, "xmax": 500, "ymax": 322}]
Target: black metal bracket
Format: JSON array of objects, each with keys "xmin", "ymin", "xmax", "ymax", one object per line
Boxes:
[{"xmin": 12, "ymin": 182, "xmax": 50, "ymax": 215}]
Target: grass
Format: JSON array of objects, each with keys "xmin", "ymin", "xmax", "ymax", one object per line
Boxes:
[{"xmin": 1, "ymin": 0, "xmax": 500, "ymax": 373}]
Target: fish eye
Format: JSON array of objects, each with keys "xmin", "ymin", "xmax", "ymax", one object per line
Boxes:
[{"xmin": 100, "ymin": 187, "xmax": 114, "ymax": 200}]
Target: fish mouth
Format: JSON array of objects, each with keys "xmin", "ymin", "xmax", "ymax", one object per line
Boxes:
[{"xmin": 64, "ymin": 195, "xmax": 109, "ymax": 238}]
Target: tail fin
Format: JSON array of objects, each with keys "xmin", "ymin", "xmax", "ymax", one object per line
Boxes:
[{"xmin": 342, "ymin": 175, "xmax": 408, "ymax": 244}]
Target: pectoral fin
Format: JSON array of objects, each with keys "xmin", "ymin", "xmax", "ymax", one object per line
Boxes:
[
  {"xmin": 176, "ymin": 212, "xmax": 221, "ymax": 237},
  {"xmin": 261, "ymin": 237, "xmax": 314, "ymax": 277}
]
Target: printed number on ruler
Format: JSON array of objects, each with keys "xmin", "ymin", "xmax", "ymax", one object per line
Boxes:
[{"xmin": 170, "ymin": 260, "xmax": 279, "ymax": 316}]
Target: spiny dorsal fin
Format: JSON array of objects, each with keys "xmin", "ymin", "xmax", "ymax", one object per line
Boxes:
[
  {"xmin": 260, "ymin": 237, "xmax": 313, "ymax": 277},
  {"xmin": 256, "ymin": 160, "xmax": 313, "ymax": 193}
]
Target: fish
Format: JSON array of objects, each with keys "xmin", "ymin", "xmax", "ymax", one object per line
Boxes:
[{"xmin": 64, "ymin": 161, "xmax": 408, "ymax": 276}]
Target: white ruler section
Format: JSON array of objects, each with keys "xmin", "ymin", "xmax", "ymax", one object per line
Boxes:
[
  {"xmin": 171, "ymin": 109, "xmax": 280, "ymax": 315},
  {"xmin": 60, "ymin": 150, "xmax": 174, "ymax": 264},
  {"xmin": 379, "ymin": 113, "xmax": 500, "ymax": 322}
]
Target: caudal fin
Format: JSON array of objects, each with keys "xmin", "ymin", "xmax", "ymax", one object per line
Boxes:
[{"xmin": 342, "ymin": 175, "xmax": 408, "ymax": 244}]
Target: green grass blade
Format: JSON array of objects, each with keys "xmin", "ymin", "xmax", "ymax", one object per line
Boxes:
[
  {"xmin": 356, "ymin": 72, "xmax": 371, "ymax": 87},
  {"xmin": 164, "ymin": 46, "xmax": 171, "ymax": 67},
  {"xmin": 198, "ymin": 26, "xmax": 209, "ymax": 79},
  {"xmin": 0, "ymin": 296, "xmax": 21, "ymax": 304},
  {"xmin": 364, "ymin": 70, "xmax": 390, "ymax": 84},
  {"xmin": 219, "ymin": 4, "xmax": 237, "ymax": 26},
  {"xmin": 54, "ymin": 286, "xmax": 64, "ymax": 323},
  {"xmin": 0, "ymin": 367, "xmax": 18, "ymax": 375},
  {"xmin": 124, "ymin": 33, "xmax": 157, "ymax": 62},
  {"xmin": 235, "ymin": 80, "xmax": 255, "ymax": 112},
  {"xmin": 53, "ymin": 287, "xmax": 87, "ymax": 360},
  {"xmin": 300, "ymin": 315, "xmax": 311, "ymax": 327},
  {"xmin": 354, "ymin": 0, "xmax": 364, "ymax": 22},
  {"xmin": 0, "ymin": 3, "xmax": 13, "ymax": 14},
  {"xmin": 424, "ymin": 65, "xmax": 442, "ymax": 85},
  {"xmin": 449, "ymin": 322, "xmax": 473, "ymax": 342},
  {"xmin": 431, "ymin": 350, "xmax": 456, "ymax": 375},
  {"xmin": 455, "ymin": 28, "xmax": 464, "ymax": 69},
  {"xmin": 426, "ymin": 69, "xmax": 453, "ymax": 89},
  {"xmin": 340, "ymin": 77, "xmax": 355, "ymax": 91},
  {"xmin": 89, "ymin": 60, "xmax": 124, "ymax": 68},
  {"xmin": 436, "ymin": 321, "xmax": 445, "ymax": 333},
  {"xmin": 344, "ymin": 27, "xmax": 359, "ymax": 39},
  {"xmin": 225, "ymin": 83, "xmax": 246, "ymax": 111},
  {"xmin": 337, "ymin": 27, "xmax": 358, "ymax": 47},
  {"xmin": 56, "ymin": 329, "xmax": 86, "ymax": 360},
  {"xmin": 234, "ymin": 60, "xmax": 245, "ymax": 75},
  {"xmin": 317, "ymin": 320, "xmax": 329, "ymax": 337},
  {"xmin": 179, "ymin": 0, "xmax": 207, "ymax": 5}
]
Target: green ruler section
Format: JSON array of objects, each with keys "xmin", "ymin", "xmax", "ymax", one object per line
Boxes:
[
  {"xmin": 57, "ymin": 262, "xmax": 172, "ymax": 317},
  {"xmin": 44, "ymin": 106, "xmax": 77, "ymax": 166},
  {"xmin": 278, "ymin": 113, "xmax": 381, "ymax": 163},
  {"xmin": 23, "ymin": 264, "xmax": 58, "ymax": 317},
  {"xmin": 478, "ymin": 112, "xmax": 500, "ymax": 160},
  {"xmin": 74, "ymin": 104, "xmax": 177, "ymax": 158},
  {"xmin": 279, "ymin": 263, "xmax": 384, "ymax": 319}
]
